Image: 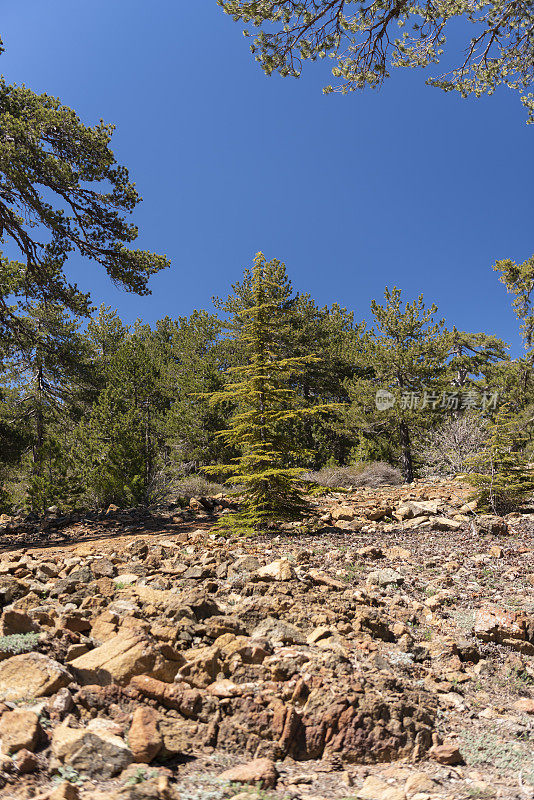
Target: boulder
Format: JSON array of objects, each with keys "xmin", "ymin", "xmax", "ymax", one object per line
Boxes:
[
  {"xmin": 252, "ymin": 617, "xmax": 305, "ymax": 645},
  {"xmin": 367, "ymin": 568, "xmax": 404, "ymax": 588},
  {"xmin": 70, "ymin": 634, "xmax": 176, "ymax": 686},
  {"xmin": 0, "ymin": 653, "xmax": 70, "ymax": 702},
  {"xmin": 308, "ymin": 569, "xmax": 347, "ymax": 590},
  {"xmin": 128, "ymin": 706, "xmax": 162, "ymax": 763},
  {"xmin": 513, "ymin": 698, "xmax": 534, "ymax": 714},
  {"xmin": 331, "ymin": 505, "xmax": 357, "ymax": 522},
  {"xmin": 14, "ymin": 748, "xmax": 40, "ymax": 774},
  {"xmin": 177, "ymin": 644, "xmax": 222, "ymax": 688},
  {"xmin": 215, "ymin": 633, "xmax": 269, "ymax": 664},
  {"xmin": 431, "ymin": 516, "xmax": 461, "ymax": 531},
  {"xmin": 357, "ymin": 776, "xmax": 405, "ymax": 800},
  {"xmin": 49, "ymin": 784, "xmax": 81, "ymax": 800},
  {"xmin": 474, "ymin": 606, "xmax": 534, "ymax": 654},
  {"xmin": 159, "ymin": 717, "xmax": 211, "ymax": 757},
  {"xmin": 404, "ymin": 772, "xmax": 436, "ymax": 796},
  {"xmin": 474, "ymin": 515, "xmax": 509, "ymax": 535},
  {"xmin": 0, "ymin": 609, "xmax": 40, "ymax": 636},
  {"xmin": 0, "ymin": 709, "xmax": 40, "ymax": 754},
  {"xmin": 51, "ymin": 719, "xmax": 133, "ymax": 778},
  {"xmin": 255, "ymin": 559, "xmax": 294, "ymax": 582},
  {"xmin": 219, "ymin": 757, "xmax": 278, "ymax": 789},
  {"xmin": 429, "ymin": 741, "xmax": 463, "ymax": 765},
  {"xmin": 130, "ymin": 675, "xmax": 202, "ymax": 717}
]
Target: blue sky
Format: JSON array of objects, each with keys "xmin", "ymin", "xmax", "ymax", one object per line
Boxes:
[{"xmin": 1, "ymin": 1, "xmax": 532, "ymax": 352}]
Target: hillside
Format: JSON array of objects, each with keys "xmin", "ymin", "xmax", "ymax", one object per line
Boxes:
[{"xmin": 0, "ymin": 481, "xmax": 532, "ymax": 799}]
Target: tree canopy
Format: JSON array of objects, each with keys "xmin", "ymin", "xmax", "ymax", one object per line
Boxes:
[
  {"xmin": 0, "ymin": 38, "xmax": 169, "ymax": 345},
  {"xmin": 219, "ymin": 0, "xmax": 534, "ymax": 121}
]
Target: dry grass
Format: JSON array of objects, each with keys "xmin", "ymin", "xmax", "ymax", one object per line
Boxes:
[
  {"xmin": 172, "ymin": 474, "xmax": 225, "ymax": 498},
  {"xmin": 302, "ymin": 462, "xmax": 403, "ymax": 489}
]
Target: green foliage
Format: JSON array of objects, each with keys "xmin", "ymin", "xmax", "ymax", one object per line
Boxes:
[
  {"xmin": 0, "ymin": 246, "xmax": 529, "ymax": 519},
  {"xmin": 1, "ymin": 301, "xmax": 90, "ymax": 512},
  {"xmin": 55, "ymin": 766, "xmax": 84, "ymax": 786},
  {"xmin": 219, "ymin": 0, "xmax": 534, "ymax": 122},
  {"xmin": 344, "ymin": 286, "xmax": 449, "ymax": 481},
  {"xmin": 206, "ymin": 252, "xmax": 336, "ymax": 532},
  {"xmin": 0, "ymin": 632, "xmax": 40, "ymax": 654},
  {"xmin": 0, "ymin": 76, "xmax": 168, "ymax": 347},
  {"xmin": 126, "ymin": 768, "xmax": 158, "ymax": 787},
  {"xmin": 494, "ymin": 255, "xmax": 534, "ymax": 412},
  {"xmin": 161, "ymin": 311, "xmax": 228, "ymax": 466},
  {"xmin": 461, "ymin": 728, "xmax": 534, "ymax": 783},
  {"xmin": 75, "ymin": 334, "xmax": 161, "ymax": 507},
  {"xmin": 466, "ymin": 403, "xmax": 534, "ymax": 513}
]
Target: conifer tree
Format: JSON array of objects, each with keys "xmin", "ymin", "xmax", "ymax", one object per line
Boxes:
[
  {"xmin": 466, "ymin": 403, "xmax": 534, "ymax": 514},
  {"xmin": 162, "ymin": 311, "xmax": 228, "ymax": 467},
  {"xmin": 75, "ymin": 331, "xmax": 162, "ymax": 507},
  {"xmin": 215, "ymin": 266, "xmax": 356, "ymax": 467},
  {"xmin": 345, "ymin": 287, "xmax": 449, "ymax": 481},
  {"xmin": 206, "ymin": 253, "xmax": 333, "ymax": 532},
  {"xmin": 3, "ymin": 301, "xmax": 91, "ymax": 511}
]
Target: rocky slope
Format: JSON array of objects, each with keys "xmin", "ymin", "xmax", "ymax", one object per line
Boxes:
[{"xmin": 0, "ymin": 480, "xmax": 533, "ymax": 799}]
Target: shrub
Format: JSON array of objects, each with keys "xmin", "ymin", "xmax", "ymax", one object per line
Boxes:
[
  {"xmin": 172, "ymin": 475, "xmax": 225, "ymax": 498},
  {"xmin": 421, "ymin": 413, "xmax": 486, "ymax": 476},
  {"xmin": 302, "ymin": 461, "xmax": 402, "ymax": 489},
  {"xmin": 0, "ymin": 632, "xmax": 40, "ymax": 654},
  {"xmin": 461, "ymin": 728, "xmax": 534, "ymax": 784},
  {"xmin": 466, "ymin": 404, "xmax": 534, "ymax": 514}
]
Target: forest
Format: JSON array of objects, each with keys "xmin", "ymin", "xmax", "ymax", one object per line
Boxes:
[{"xmin": 2, "ymin": 248, "xmax": 533, "ymax": 525}]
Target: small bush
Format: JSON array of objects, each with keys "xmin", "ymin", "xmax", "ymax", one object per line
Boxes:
[
  {"xmin": 0, "ymin": 632, "xmax": 40, "ymax": 654},
  {"xmin": 302, "ymin": 461, "xmax": 403, "ymax": 489},
  {"xmin": 421, "ymin": 413, "xmax": 487, "ymax": 476},
  {"xmin": 466, "ymin": 404, "xmax": 534, "ymax": 514},
  {"xmin": 172, "ymin": 474, "xmax": 225, "ymax": 498},
  {"xmin": 461, "ymin": 728, "xmax": 534, "ymax": 784}
]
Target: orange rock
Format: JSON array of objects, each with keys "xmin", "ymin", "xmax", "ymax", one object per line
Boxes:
[
  {"xmin": 513, "ymin": 698, "xmax": 534, "ymax": 714},
  {"xmin": 429, "ymin": 741, "xmax": 464, "ymax": 765},
  {"xmin": 0, "ymin": 709, "xmax": 40, "ymax": 754},
  {"xmin": 128, "ymin": 706, "xmax": 162, "ymax": 763},
  {"xmin": 219, "ymin": 757, "xmax": 278, "ymax": 789}
]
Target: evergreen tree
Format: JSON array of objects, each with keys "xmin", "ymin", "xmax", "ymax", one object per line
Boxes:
[
  {"xmin": 161, "ymin": 311, "xmax": 228, "ymax": 468},
  {"xmin": 219, "ymin": 1, "xmax": 534, "ymax": 122},
  {"xmin": 76, "ymin": 332, "xmax": 161, "ymax": 507},
  {"xmin": 2, "ymin": 301, "xmax": 91, "ymax": 512},
  {"xmin": 466, "ymin": 403, "xmax": 534, "ymax": 514},
  {"xmin": 215, "ymin": 268, "xmax": 356, "ymax": 467},
  {"xmin": 345, "ymin": 287, "xmax": 449, "ymax": 481},
  {"xmin": 87, "ymin": 305, "xmax": 130, "ymax": 382},
  {"xmin": 447, "ymin": 329, "xmax": 509, "ymax": 388},
  {"xmin": 0, "ymin": 62, "xmax": 168, "ymax": 345},
  {"xmin": 494, "ymin": 255, "xmax": 534, "ymax": 397},
  {"xmin": 206, "ymin": 252, "xmax": 333, "ymax": 532}
]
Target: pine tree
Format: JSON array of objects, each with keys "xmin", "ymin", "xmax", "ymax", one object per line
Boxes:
[
  {"xmin": 3, "ymin": 301, "xmax": 91, "ymax": 512},
  {"xmin": 215, "ymin": 266, "xmax": 356, "ymax": 468},
  {"xmin": 206, "ymin": 253, "xmax": 333, "ymax": 533},
  {"xmin": 161, "ymin": 311, "xmax": 228, "ymax": 468},
  {"xmin": 466, "ymin": 404, "xmax": 534, "ymax": 514},
  {"xmin": 345, "ymin": 287, "xmax": 449, "ymax": 481},
  {"xmin": 75, "ymin": 330, "xmax": 162, "ymax": 508}
]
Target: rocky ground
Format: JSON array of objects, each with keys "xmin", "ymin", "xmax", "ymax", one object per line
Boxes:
[{"xmin": 0, "ymin": 480, "xmax": 533, "ymax": 799}]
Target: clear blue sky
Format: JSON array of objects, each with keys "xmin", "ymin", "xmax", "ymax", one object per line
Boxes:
[{"xmin": 1, "ymin": 1, "xmax": 532, "ymax": 352}]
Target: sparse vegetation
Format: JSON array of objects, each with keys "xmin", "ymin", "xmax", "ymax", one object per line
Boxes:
[
  {"xmin": 461, "ymin": 729, "xmax": 534, "ymax": 784},
  {"xmin": 302, "ymin": 462, "xmax": 403, "ymax": 489},
  {"xmin": 172, "ymin": 475, "xmax": 225, "ymax": 499},
  {"xmin": 0, "ymin": 632, "xmax": 40, "ymax": 654}
]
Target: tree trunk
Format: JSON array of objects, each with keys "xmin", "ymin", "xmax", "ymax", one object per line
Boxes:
[
  {"xmin": 399, "ymin": 420, "xmax": 414, "ymax": 482},
  {"xmin": 33, "ymin": 361, "xmax": 44, "ymax": 477}
]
